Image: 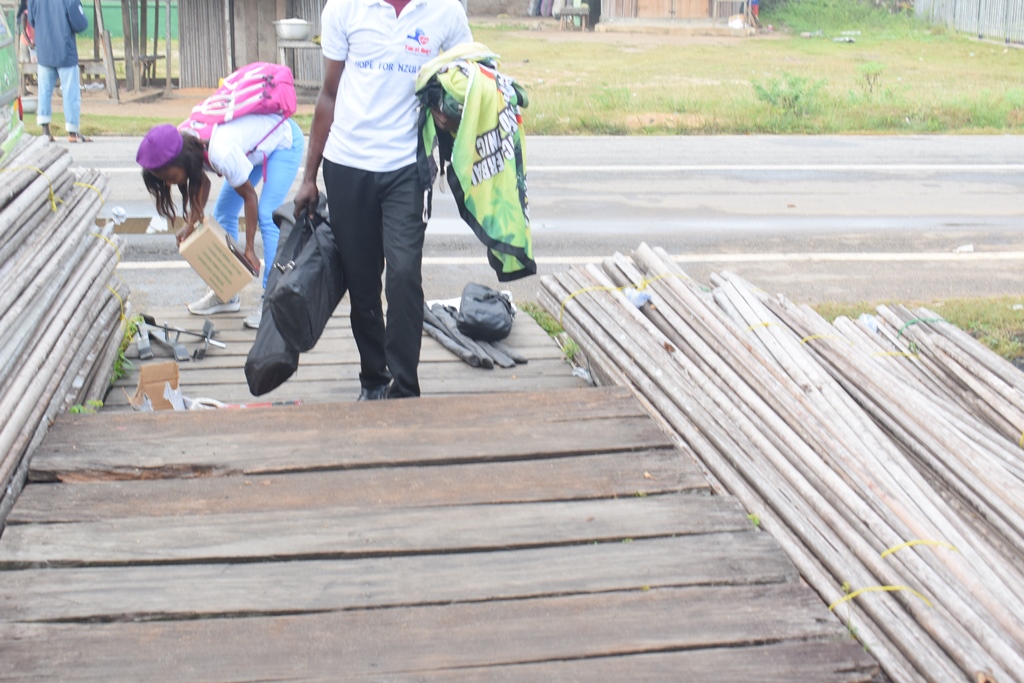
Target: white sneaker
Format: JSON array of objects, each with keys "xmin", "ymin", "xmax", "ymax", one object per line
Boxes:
[
  {"xmin": 187, "ymin": 289, "xmax": 241, "ymax": 315},
  {"xmin": 243, "ymin": 305, "xmax": 262, "ymax": 329}
]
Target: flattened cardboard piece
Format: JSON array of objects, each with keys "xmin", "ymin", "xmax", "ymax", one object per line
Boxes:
[
  {"xmin": 178, "ymin": 219, "xmax": 257, "ymax": 302},
  {"xmin": 130, "ymin": 361, "xmax": 180, "ymax": 411}
]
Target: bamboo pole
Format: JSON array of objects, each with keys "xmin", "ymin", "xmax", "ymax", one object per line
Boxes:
[
  {"xmin": 542, "ymin": 245, "xmax": 1024, "ymax": 681},
  {"xmin": 542, "ymin": 272, "xmax": 942, "ymax": 682}
]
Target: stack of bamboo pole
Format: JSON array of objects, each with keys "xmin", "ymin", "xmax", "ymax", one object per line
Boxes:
[
  {"xmin": 0, "ymin": 135, "xmax": 129, "ymax": 526},
  {"xmin": 539, "ymin": 243, "xmax": 1024, "ymax": 683}
]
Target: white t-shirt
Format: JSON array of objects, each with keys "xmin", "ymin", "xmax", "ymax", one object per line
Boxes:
[
  {"xmin": 206, "ymin": 115, "xmax": 294, "ymax": 188},
  {"xmin": 320, "ymin": 0, "xmax": 472, "ymax": 173}
]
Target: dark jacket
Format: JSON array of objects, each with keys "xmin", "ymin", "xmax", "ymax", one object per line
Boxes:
[{"xmin": 27, "ymin": 0, "xmax": 88, "ymax": 68}]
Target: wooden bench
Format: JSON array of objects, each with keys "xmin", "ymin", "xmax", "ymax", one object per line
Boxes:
[
  {"xmin": 559, "ymin": 4, "xmax": 590, "ymax": 31},
  {"xmin": 138, "ymin": 55, "xmax": 165, "ymax": 88}
]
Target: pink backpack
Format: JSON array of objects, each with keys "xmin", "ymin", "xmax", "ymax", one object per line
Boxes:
[{"xmin": 179, "ymin": 63, "xmax": 298, "ymax": 178}]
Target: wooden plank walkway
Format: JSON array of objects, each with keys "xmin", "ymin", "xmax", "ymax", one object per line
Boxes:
[
  {"xmin": 0, "ymin": 383, "xmax": 879, "ymax": 681},
  {"xmin": 101, "ymin": 306, "xmax": 586, "ymax": 409}
]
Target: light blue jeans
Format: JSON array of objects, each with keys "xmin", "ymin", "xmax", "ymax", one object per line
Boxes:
[
  {"xmin": 212, "ymin": 119, "xmax": 305, "ymax": 289},
  {"xmin": 37, "ymin": 64, "xmax": 82, "ymax": 133}
]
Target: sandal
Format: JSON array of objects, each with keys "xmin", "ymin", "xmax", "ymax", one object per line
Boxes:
[{"xmin": 68, "ymin": 132, "xmax": 92, "ymax": 143}]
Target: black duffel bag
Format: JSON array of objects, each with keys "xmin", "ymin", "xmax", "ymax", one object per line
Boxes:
[
  {"xmin": 267, "ymin": 202, "xmax": 346, "ymax": 353},
  {"xmin": 456, "ymin": 283, "xmax": 514, "ymax": 341},
  {"xmin": 244, "ymin": 305, "xmax": 298, "ymax": 396},
  {"xmin": 243, "ymin": 207, "xmax": 308, "ymax": 396}
]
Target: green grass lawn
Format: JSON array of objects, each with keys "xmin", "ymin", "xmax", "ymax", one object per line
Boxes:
[{"xmin": 472, "ymin": 12, "xmax": 1024, "ymax": 135}]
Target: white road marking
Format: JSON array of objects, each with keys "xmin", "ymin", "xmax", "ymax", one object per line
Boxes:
[
  {"xmin": 529, "ymin": 165, "xmax": 1024, "ymax": 173},
  {"xmin": 116, "ymin": 251, "xmax": 1024, "ymax": 270},
  {"xmin": 93, "ymin": 164, "xmax": 1024, "ymax": 175}
]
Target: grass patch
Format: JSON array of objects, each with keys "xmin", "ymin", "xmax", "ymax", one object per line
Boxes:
[
  {"xmin": 111, "ymin": 314, "xmax": 144, "ymax": 384},
  {"xmin": 521, "ymin": 301, "xmax": 563, "ymax": 336},
  {"xmin": 69, "ymin": 399, "xmax": 104, "ymax": 415},
  {"xmin": 24, "ymin": 113, "xmax": 170, "ymax": 138},
  {"xmin": 520, "ymin": 301, "xmax": 582, "ymax": 362},
  {"xmin": 468, "ymin": 0, "xmax": 1024, "ymax": 135},
  {"xmin": 815, "ymin": 296, "xmax": 1024, "ymax": 361}
]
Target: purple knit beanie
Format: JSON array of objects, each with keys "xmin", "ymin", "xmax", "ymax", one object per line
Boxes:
[{"xmin": 136, "ymin": 124, "xmax": 184, "ymax": 170}]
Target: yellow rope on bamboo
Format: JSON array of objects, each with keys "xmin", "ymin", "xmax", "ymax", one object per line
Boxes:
[
  {"xmin": 828, "ymin": 585, "xmax": 933, "ymax": 611},
  {"xmin": 558, "ymin": 273, "xmax": 690, "ymax": 326},
  {"xmin": 0, "ymin": 165, "xmax": 62, "ymax": 211},
  {"xmin": 105, "ymin": 285, "xmax": 127, "ymax": 326},
  {"xmin": 73, "ymin": 181, "xmax": 105, "ymax": 204},
  {"xmin": 90, "ymin": 232, "xmax": 122, "ymax": 262},
  {"xmin": 881, "ymin": 539, "xmax": 959, "ymax": 559}
]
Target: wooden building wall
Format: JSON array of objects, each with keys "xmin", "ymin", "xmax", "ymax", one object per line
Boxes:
[
  {"xmin": 178, "ymin": 0, "xmax": 230, "ymax": 88},
  {"xmin": 637, "ymin": 0, "xmax": 708, "ymax": 18},
  {"xmin": 290, "ymin": 0, "xmax": 325, "ymax": 89},
  {"xmin": 233, "ymin": 0, "xmax": 283, "ymax": 68}
]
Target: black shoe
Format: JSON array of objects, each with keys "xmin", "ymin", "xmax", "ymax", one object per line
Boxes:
[{"xmin": 357, "ymin": 383, "xmax": 390, "ymax": 401}]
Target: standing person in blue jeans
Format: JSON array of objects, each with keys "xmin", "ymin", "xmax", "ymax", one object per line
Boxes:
[
  {"xmin": 28, "ymin": 0, "xmax": 90, "ymax": 142},
  {"xmin": 136, "ymin": 117, "xmax": 305, "ymax": 328}
]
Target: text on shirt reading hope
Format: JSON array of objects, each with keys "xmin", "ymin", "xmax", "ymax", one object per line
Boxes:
[{"xmin": 353, "ymin": 59, "xmax": 422, "ymax": 74}]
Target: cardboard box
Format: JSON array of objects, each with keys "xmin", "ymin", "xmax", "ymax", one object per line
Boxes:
[
  {"xmin": 130, "ymin": 361, "xmax": 180, "ymax": 411},
  {"xmin": 178, "ymin": 220, "xmax": 257, "ymax": 302}
]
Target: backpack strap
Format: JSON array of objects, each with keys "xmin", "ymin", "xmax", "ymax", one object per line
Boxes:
[{"xmin": 247, "ymin": 115, "xmax": 291, "ymax": 184}]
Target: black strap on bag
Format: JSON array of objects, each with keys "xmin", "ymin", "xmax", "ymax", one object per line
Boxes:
[
  {"xmin": 268, "ymin": 209, "xmax": 346, "ymax": 353},
  {"xmin": 455, "ymin": 283, "xmax": 514, "ymax": 342}
]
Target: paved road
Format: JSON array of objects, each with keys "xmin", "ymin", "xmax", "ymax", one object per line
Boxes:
[{"xmin": 65, "ymin": 135, "xmax": 1024, "ymax": 310}]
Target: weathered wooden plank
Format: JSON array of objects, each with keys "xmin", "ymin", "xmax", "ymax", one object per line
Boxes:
[
  {"xmin": 60, "ymin": 387, "xmax": 642, "ymax": 443},
  {"xmin": 0, "ymin": 583, "xmax": 864, "ymax": 682},
  {"xmin": 33, "ymin": 388, "xmax": 664, "ymax": 479},
  {"xmin": 102, "ymin": 374, "xmax": 587, "ymax": 406},
  {"xmin": 0, "ymin": 495, "xmax": 747, "ymax": 567},
  {"xmin": 31, "ymin": 414, "xmax": 664, "ymax": 480},
  {"xmin": 109, "ymin": 357, "xmax": 577, "ymax": 388},
  {"xmin": 381, "ymin": 642, "xmax": 879, "ymax": 683},
  {"xmin": 114, "ymin": 342, "xmax": 563, "ymax": 372},
  {"xmin": 9, "ymin": 450, "xmax": 703, "ymax": 522},
  {"xmin": 99, "ymin": 379, "xmax": 591, "ymax": 411},
  {"xmin": 123, "ymin": 335, "xmax": 565, "ymax": 362},
  {"xmin": 126, "ymin": 311, "xmax": 554, "ymax": 353},
  {"xmin": 0, "ymin": 533, "xmax": 791, "ymax": 622}
]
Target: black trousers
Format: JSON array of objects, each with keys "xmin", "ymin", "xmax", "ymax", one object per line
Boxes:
[{"xmin": 322, "ymin": 160, "xmax": 426, "ymax": 398}]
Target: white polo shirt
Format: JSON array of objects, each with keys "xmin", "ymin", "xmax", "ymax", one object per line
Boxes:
[
  {"xmin": 320, "ymin": 0, "xmax": 472, "ymax": 172},
  {"xmin": 206, "ymin": 115, "xmax": 294, "ymax": 187}
]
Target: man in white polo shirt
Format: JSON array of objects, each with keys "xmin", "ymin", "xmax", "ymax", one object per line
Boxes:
[{"xmin": 294, "ymin": 0, "xmax": 472, "ymax": 401}]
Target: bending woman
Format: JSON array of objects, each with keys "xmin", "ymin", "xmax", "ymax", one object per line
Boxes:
[{"xmin": 136, "ymin": 116, "xmax": 305, "ymax": 328}]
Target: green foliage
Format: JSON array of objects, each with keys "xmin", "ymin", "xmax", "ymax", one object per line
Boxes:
[
  {"xmin": 765, "ymin": 0, "xmax": 922, "ymax": 36},
  {"xmin": 111, "ymin": 314, "xmax": 144, "ymax": 384},
  {"xmin": 560, "ymin": 336, "xmax": 580, "ymax": 362},
  {"xmin": 752, "ymin": 72, "xmax": 827, "ymax": 116},
  {"xmin": 747, "ymin": 513, "xmax": 761, "ymax": 527},
  {"xmin": 520, "ymin": 301, "xmax": 563, "ymax": 337},
  {"xmin": 69, "ymin": 400, "xmax": 104, "ymax": 415},
  {"xmin": 857, "ymin": 62, "xmax": 884, "ymax": 95},
  {"xmin": 519, "ymin": 302, "xmax": 582, "ymax": 363}
]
